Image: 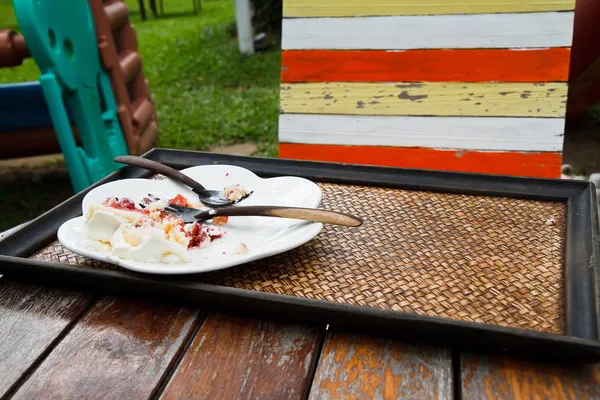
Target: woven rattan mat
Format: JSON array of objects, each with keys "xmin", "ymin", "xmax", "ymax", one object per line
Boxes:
[{"xmin": 30, "ymin": 180, "xmax": 566, "ymax": 334}]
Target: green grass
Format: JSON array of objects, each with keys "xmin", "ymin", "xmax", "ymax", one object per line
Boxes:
[{"xmin": 0, "ymin": 0, "xmax": 281, "ymax": 156}]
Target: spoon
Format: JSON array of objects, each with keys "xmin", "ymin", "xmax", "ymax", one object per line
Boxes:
[{"xmin": 114, "ymin": 155, "xmax": 252, "ymax": 207}]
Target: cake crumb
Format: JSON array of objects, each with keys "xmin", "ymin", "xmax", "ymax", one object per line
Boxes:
[{"xmin": 234, "ymin": 242, "xmax": 249, "ymax": 254}]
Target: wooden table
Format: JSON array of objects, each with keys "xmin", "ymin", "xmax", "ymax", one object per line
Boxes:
[{"xmin": 0, "ymin": 278, "xmax": 598, "ymax": 399}]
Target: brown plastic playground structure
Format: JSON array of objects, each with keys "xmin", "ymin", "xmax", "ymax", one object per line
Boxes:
[
  {"xmin": 0, "ymin": 0, "xmax": 158, "ymax": 158},
  {"xmin": 89, "ymin": 0, "xmax": 158, "ymax": 155},
  {"xmin": 0, "ymin": 29, "xmax": 28, "ymax": 67}
]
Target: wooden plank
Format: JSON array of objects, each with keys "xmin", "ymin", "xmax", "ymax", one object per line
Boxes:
[
  {"xmin": 160, "ymin": 313, "xmax": 322, "ymax": 400},
  {"xmin": 278, "ymin": 143, "xmax": 562, "ymax": 178},
  {"xmin": 569, "ymin": 52, "xmax": 600, "ymax": 95},
  {"xmin": 0, "ymin": 281, "xmax": 92, "ymax": 398},
  {"xmin": 308, "ymin": 332, "xmax": 452, "ymax": 400},
  {"xmin": 281, "ymin": 13, "xmax": 575, "ymax": 50},
  {"xmin": 568, "ymin": 0, "xmax": 600, "ymax": 79},
  {"xmin": 12, "ymin": 297, "xmax": 198, "ymax": 399},
  {"xmin": 279, "ymin": 114, "xmax": 565, "ymax": 152},
  {"xmin": 280, "ymin": 82, "xmax": 568, "ymax": 118},
  {"xmin": 461, "ymin": 353, "xmax": 600, "ymax": 399},
  {"xmin": 566, "ymin": 54, "xmax": 600, "ymax": 119},
  {"xmin": 283, "ymin": 0, "xmax": 576, "ymax": 17},
  {"xmin": 281, "ymin": 48, "xmax": 571, "ymax": 83}
]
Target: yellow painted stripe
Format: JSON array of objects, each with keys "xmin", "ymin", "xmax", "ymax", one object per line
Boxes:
[
  {"xmin": 280, "ymin": 82, "xmax": 568, "ymax": 118},
  {"xmin": 283, "ymin": 0, "xmax": 575, "ymax": 17}
]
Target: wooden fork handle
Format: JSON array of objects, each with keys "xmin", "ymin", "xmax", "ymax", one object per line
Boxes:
[
  {"xmin": 201, "ymin": 206, "xmax": 363, "ymax": 227},
  {"xmin": 114, "ymin": 155, "xmax": 210, "ymax": 197}
]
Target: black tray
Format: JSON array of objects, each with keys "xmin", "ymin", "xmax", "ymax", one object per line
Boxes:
[{"xmin": 1, "ymin": 148, "xmax": 599, "ymax": 362}]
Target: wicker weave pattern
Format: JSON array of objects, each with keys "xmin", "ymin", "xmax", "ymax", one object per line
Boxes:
[{"xmin": 30, "ymin": 181, "xmax": 566, "ymax": 334}]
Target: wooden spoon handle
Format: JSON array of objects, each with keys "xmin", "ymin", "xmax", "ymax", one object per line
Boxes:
[
  {"xmin": 201, "ymin": 206, "xmax": 363, "ymax": 227},
  {"xmin": 114, "ymin": 155, "xmax": 210, "ymax": 197}
]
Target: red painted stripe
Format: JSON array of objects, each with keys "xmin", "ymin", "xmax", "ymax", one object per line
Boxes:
[
  {"xmin": 281, "ymin": 49, "xmax": 571, "ymax": 83},
  {"xmin": 279, "ymin": 143, "xmax": 561, "ymax": 178}
]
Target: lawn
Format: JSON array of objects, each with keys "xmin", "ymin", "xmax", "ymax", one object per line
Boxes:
[
  {"xmin": 0, "ymin": 0, "xmax": 282, "ymax": 232},
  {"xmin": 0, "ymin": 0, "xmax": 282, "ymax": 156}
]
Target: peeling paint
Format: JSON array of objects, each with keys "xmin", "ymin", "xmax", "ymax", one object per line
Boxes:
[
  {"xmin": 309, "ymin": 334, "xmax": 453, "ymax": 400},
  {"xmin": 398, "ymin": 91, "xmax": 428, "ymax": 101},
  {"xmin": 357, "ymin": 101, "xmax": 365, "ymax": 108}
]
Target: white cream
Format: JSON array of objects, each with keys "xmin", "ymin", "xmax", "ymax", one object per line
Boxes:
[
  {"xmin": 109, "ymin": 222, "xmax": 191, "ymax": 264},
  {"xmin": 82, "ymin": 198, "xmax": 197, "ymax": 264},
  {"xmin": 222, "ymin": 184, "xmax": 249, "ymax": 202},
  {"xmin": 82, "ymin": 238, "xmax": 111, "ymax": 253},
  {"xmin": 84, "ymin": 209, "xmax": 132, "ymax": 242}
]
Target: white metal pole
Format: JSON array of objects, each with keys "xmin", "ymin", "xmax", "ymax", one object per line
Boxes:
[{"xmin": 235, "ymin": 0, "xmax": 255, "ymax": 56}]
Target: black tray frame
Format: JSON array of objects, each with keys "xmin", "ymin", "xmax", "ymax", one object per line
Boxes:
[{"xmin": 1, "ymin": 148, "xmax": 599, "ymax": 362}]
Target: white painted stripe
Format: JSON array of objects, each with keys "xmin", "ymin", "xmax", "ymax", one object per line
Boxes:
[
  {"xmin": 278, "ymin": 114, "xmax": 565, "ymax": 152},
  {"xmin": 282, "ymin": 12, "xmax": 574, "ymax": 50}
]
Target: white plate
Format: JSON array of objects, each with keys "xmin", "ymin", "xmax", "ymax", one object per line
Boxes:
[{"xmin": 57, "ymin": 165, "xmax": 323, "ymax": 274}]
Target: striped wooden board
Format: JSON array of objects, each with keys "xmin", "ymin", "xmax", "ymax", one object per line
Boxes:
[
  {"xmin": 278, "ymin": 1, "xmax": 575, "ymax": 178},
  {"xmin": 283, "ymin": 0, "xmax": 576, "ymax": 17}
]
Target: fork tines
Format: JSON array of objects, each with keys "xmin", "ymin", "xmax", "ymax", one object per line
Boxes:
[{"xmin": 139, "ymin": 193, "xmax": 162, "ymax": 209}]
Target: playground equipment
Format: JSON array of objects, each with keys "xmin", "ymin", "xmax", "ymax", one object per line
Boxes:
[{"xmin": 0, "ymin": 0, "xmax": 158, "ymax": 192}]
